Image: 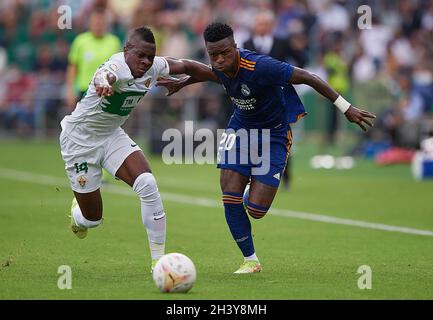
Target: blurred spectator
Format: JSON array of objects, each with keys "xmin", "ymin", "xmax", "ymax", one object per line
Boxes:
[
  {"xmin": 1, "ymin": 66, "xmax": 35, "ymax": 136},
  {"xmin": 158, "ymin": 11, "xmax": 193, "ymax": 58},
  {"xmin": 317, "ymin": 0, "xmax": 350, "ymax": 34},
  {"xmin": 0, "ymin": 0, "xmax": 431, "ymax": 163},
  {"xmin": 243, "ymin": 9, "xmax": 309, "ymax": 190},
  {"xmin": 66, "ymin": 8, "xmax": 121, "ymax": 109},
  {"xmin": 351, "ymin": 44, "xmax": 376, "ymax": 83},
  {"xmin": 243, "ymin": 10, "xmax": 288, "ymax": 58},
  {"xmin": 359, "ymin": 16, "xmax": 394, "ymax": 71},
  {"xmin": 323, "ymin": 32, "xmax": 349, "ymax": 146}
]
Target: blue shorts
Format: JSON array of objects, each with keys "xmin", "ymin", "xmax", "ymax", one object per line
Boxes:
[{"xmin": 217, "ymin": 124, "xmax": 293, "ymax": 188}]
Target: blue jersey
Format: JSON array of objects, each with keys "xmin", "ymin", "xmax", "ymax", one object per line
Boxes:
[{"xmin": 212, "ymin": 48, "xmax": 306, "ymax": 130}]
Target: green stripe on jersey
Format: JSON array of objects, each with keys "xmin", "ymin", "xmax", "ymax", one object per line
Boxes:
[{"xmin": 101, "ymin": 91, "xmax": 147, "ymax": 116}]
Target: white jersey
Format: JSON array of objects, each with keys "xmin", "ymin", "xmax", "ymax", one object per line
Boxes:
[{"xmin": 60, "ymin": 52, "xmax": 169, "ymax": 147}]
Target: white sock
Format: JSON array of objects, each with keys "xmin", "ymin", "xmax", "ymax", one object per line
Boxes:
[
  {"xmin": 149, "ymin": 241, "xmax": 165, "ymax": 261},
  {"xmin": 244, "ymin": 253, "xmax": 259, "ymax": 262},
  {"xmin": 72, "ymin": 205, "xmax": 102, "ymax": 228},
  {"xmin": 133, "ymin": 173, "xmax": 166, "ymax": 260}
]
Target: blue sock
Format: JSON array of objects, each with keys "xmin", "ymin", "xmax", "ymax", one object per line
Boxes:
[
  {"xmin": 222, "ymin": 192, "xmax": 255, "ymax": 257},
  {"xmin": 246, "ymin": 202, "xmax": 269, "ymax": 219}
]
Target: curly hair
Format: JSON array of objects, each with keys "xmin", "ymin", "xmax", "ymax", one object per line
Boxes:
[{"xmin": 203, "ymin": 22, "xmax": 233, "ymax": 42}]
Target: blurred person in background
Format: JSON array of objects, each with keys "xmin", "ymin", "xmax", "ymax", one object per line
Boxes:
[
  {"xmin": 323, "ymin": 32, "xmax": 349, "ymax": 147},
  {"xmin": 244, "ymin": 10, "xmax": 289, "ymax": 62},
  {"xmin": 66, "ymin": 8, "xmax": 121, "ymax": 109},
  {"xmin": 243, "ymin": 10, "xmax": 308, "ymax": 190}
]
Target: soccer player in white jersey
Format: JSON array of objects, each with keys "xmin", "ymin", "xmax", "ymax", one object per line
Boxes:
[{"xmin": 59, "ymin": 26, "xmax": 218, "ymax": 272}]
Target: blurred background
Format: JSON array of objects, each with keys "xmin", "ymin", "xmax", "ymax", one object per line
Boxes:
[{"xmin": 1, "ymin": 0, "xmax": 433, "ymax": 172}]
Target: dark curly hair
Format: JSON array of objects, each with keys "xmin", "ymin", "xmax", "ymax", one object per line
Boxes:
[{"xmin": 203, "ymin": 22, "xmax": 233, "ymax": 42}]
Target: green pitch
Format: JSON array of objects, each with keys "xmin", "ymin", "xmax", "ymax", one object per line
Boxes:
[{"xmin": 1, "ymin": 139, "xmax": 433, "ymax": 299}]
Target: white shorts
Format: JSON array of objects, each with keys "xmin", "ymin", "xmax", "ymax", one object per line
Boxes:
[{"xmin": 59, "ymin": 128, "xmax": 141, "ymax": 193}]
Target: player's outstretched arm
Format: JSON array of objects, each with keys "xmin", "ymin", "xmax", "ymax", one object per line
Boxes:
[
  {"xmin": 289, "ymin": 67, "xmax": 376, "ymax": 132},
  {"xmin": 158, "ymin": 58, "xmax": 220, "ymax": 96},
  {"xmin": 94, "ymin": 69, "xmax": 117, "ymax": 97}
]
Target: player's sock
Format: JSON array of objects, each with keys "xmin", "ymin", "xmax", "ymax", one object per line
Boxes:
[
  {"xmin": 246, "ymin": 202, "xmax": 270, "ymax": 219},
  {"xmin": 133, "ymin": 172, "xmax": 166, "ymax": 261},
  {"xmin": 222, "ymin": 192, "xmax": 255, "ymax": 257},
  {"xmin": 72, "ymin": 204, "xmax": 102, "ymax": 228},
  {"xmin": 244, "ymin": 253, "xmax": 259, "ymax": 262}
]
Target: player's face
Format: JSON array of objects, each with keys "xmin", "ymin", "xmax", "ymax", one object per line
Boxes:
[
  {"xmin": 124, "ymin": 40, "xmax": 156, "ymax": 78},
  {"xmin": 206, "ymin": 37, "xmax": 237, "ymax": 75}
]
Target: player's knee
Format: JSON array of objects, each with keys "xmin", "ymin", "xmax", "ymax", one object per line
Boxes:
[
  {"xmin": 133, "ymin": 172, "xmax": 159, "ymax": 200},
  {"xmin": 246, "ymin": 203, "xmax": 269, "ymax": 219}
]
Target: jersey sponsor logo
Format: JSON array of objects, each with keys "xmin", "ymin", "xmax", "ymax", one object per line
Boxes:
[
  {"xmin": 131, "ymin": 144, "xmax": 137, "ymax": 147},
  {"xmin": 77, "ymin": 175, "xmax": 88, "ymax": 188},
  {"xmin": 241, "ymin": 83, "xmax": 251, "ymax": 96},
  {"xmin": 127, "ymin": 79, "xmax": 134, "ymax": 86},
  {"xmin": 101, "ymin": 91, "xmax": 146, "ymax": 116},
  {"xmin": 273, "ymin": 172, "xmax": 281, "ymax": 180},
  {"xmin": 230, "ymin": 96, "xmax": 257, "ymax": 110}
]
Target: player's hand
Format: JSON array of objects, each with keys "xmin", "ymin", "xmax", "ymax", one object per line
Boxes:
[
  {"xmin": 156, "ymin": 76, "xmax": 188, "ymax": 96},
  {"xmin": 95, "ymin": 84, "xmax": 114, "ymax": 97},
  {"xmin": 344, "ymin": 106, "xmax": 376, "ymax": 132}
]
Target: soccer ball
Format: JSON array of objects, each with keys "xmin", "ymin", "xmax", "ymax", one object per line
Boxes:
[{"xmin": 152, "ymin": 253, "xmax": 196, "ymax": 293}]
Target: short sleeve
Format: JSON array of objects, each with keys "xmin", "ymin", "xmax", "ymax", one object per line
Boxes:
[
  {"xmin": 153, "ymin": 56, "xmax": 170, "ymax": 77},
  {"xmin": 253, "ymin": 55, "xmax": 294, "ymax": 87}
]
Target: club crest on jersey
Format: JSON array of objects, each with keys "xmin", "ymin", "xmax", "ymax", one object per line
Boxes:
[
  {"xmin": 77, "ymin": 175, "xmax": 87, "ymax": 188},
  {"xmin": 241, "ymin": 84, "xmax": 251, "ymax": 96},
  {"xmin": 144, "ymin": 78, "xmax": 151, "ymax": 88}
]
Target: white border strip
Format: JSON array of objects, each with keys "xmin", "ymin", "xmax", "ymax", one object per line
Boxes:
[{"xmin": 1, "ymin": 168, "xmax": 433, "ymax": 237}]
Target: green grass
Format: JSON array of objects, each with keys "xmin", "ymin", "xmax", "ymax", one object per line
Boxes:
[{"xmin": 0, "ymin": 139, "xmax": 433, "ymax": 299}]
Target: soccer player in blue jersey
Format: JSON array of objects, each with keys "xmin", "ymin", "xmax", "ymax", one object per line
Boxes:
[{"xmin": 158, "ymin": 23, "xmax": 376, "ymax": 274}]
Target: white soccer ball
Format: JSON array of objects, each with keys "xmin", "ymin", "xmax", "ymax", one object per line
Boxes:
[{"xmin": 152, "ymin": 253, "xmax": 196, "ymax": 293}]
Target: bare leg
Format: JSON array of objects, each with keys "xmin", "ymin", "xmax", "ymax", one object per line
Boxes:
[
  {"xmin": 220, "ymin": 169, "xmax": 249, "ymax": 194},
  {"xmin": 115, "ymin": 150, "xmax": 151, "ymax": 186},
  {"xmin": 248, "ymin": 178, "xmax": 278, "ymax": 207},
  {"xmin": 73, "ymin": 189, "xmax": 103, "ymax": 221},
  {"xmin": 244, "ymin": 178, "xmax": 278, "ymax": 219}
]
